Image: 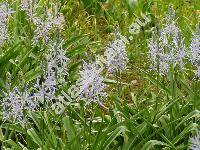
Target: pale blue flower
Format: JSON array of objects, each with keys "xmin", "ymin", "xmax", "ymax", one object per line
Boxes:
[
  {"xmin": 147, "ymin": 7, "xmax": 186, "ymax": 76},
  {"xmin": 2, "ymin": 86, "xmax": 38, "ymax": 123},
  {"xmin": 189, "ymin": 131, "xmax": 200, "ymax": 150},
  {"xmin": 33, "ymin": 10, "xmax": 65, "ymax": 43},
  {"xmin": 48, "ymin": 40, "xmax": 69, "ymax": 83},
  {"xmin": 104, "ymin": 38, "xmax": 128, "ymax": 73},
  {"xmin": 77, "ymin": 61, "xmax": 106, "ymax": 105},
  {"xmin": 20, "ymin": 0, "xmax": 40, "ymax": 22},
  {"xmin": 190, "ymin": 25, "xmax": 200, "ymax": 77},
  {"xmin": 0, "ymin": 3, "xmax": 14, "ymax": 46},
  {"xmin": 33, "ymin": 41, "xmax": 69, "ymax": 102}
]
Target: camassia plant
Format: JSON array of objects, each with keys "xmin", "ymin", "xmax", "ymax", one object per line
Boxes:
[{"xmin": 0, "ymin": 1, "xmax": 199, "ymax": 150}]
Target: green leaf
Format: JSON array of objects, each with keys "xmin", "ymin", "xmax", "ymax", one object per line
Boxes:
[
  {"xmin": 176, "ymin": 110, "xmax": 200, "ymax": 129},
  {"xmin": 2, "ymin": 123, "xmax": 26, "ymax": 134},
  {"xmin": 172, "ymin": 123, "xmax": 198, "ymax": 145},
  {"xmin": 101, "ymin": 126, "xmax": 127, "ymax": 150},
  {"xmin": 63, "ymin": 116, "xmax": 80, "ymax": 150},
  {"xmin": 27, "ymin": 128, "xmax": 42, "ymax": 147},
  {"xmin": 5, "ymin": 139, "xmax": 22, "ymax": 150},
  {"xmin": 63, "ymin": 35, "xmax": 86, "ymax": 49},
  {"xmin": 0, "ymin": 127, "xmax": 4, "ymax": 141},
  {"xmin": 141, "ymin": 140, "xmax": 170, "ymax": 150}
]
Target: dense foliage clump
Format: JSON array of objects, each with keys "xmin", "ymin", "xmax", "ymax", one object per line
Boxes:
[{"xmin": 0, "ymin": 0, "xmax": 199, "ymax": 149}]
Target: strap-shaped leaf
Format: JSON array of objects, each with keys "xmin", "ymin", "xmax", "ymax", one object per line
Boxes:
[
  {"xmin": 141, "ymin": 140, "xmax": 170, "ymax": 150},
  {"xmin": 101, "ymin": 126, "xmax": 127, "ymax": 150},
  {"xmin": 27, "ymin": 128, "xmax": 42, "ymax": 147},
  {"xmin": 176, "ymin": 110, "xmax": 200, "ymax": 129}
]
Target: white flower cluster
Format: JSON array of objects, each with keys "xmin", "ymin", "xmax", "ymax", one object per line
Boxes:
[
  {"xmin": 20, "ymin": 0, "xmax": 31, "ymax": 11},
  {"xmin": 104, "ymin": 37, "xmax": 128, "ymax": 73},
  {"xmin": 2, "ymin": 39, "xmax": 69, "ymax": 122},
  {"xmin": 2, "ymin": 86, "xmax": 38, "ymax": 123},
  {"xmin": 34, "ymin": 41, "xmax": 69, "ymax": 103},
  {"xmin": 76, "ymin": 61, "xmax": 106, "ymax": 105},
  {"xmin": 190, "ymin": 25, "xmax": 200, "ymax": 77},
  {"xmin": 0, "ymin": 3, "xmax": 13, "ymax": 46},
  {"xmin": 33, "ymin": 73, "xmax": 57, "ymax": 103},
  {"xmin": 20, "ymin": 0, "xmax": 65, "ymax": 43},
  {"xmin": 1, "ymin": 2, "xmax": 68, "ymax": 121},
  {"xmin": 33, "ymin": 11, "xmax": 65, "ymax": 43},
  {"xmin": 48, "ymin": 41, "xmax": 69, "ymax": 83},
  {"xmin": 70, "ymin": 33, "xmax": 129, "ymax": 105},
  {"xmin": 148, "ymin": 7, "xmax": 186, "ymax": 76},
  {"xmin": 20, "ymin": 0, "xmax": 37, "ymax": 20},
  {"xmin": 189, "ymin": 130, "xmax": 200, "ymax": 150}
]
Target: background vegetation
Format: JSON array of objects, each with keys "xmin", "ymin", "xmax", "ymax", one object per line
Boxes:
[{"xmin": 0, "ymin": 0, "xmax": 199, "ymax": 149}]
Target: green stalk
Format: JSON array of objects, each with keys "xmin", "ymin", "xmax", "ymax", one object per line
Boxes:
[{"xmin": 89, "ymin": 102, "xmax": 94, "ymax": 149}]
